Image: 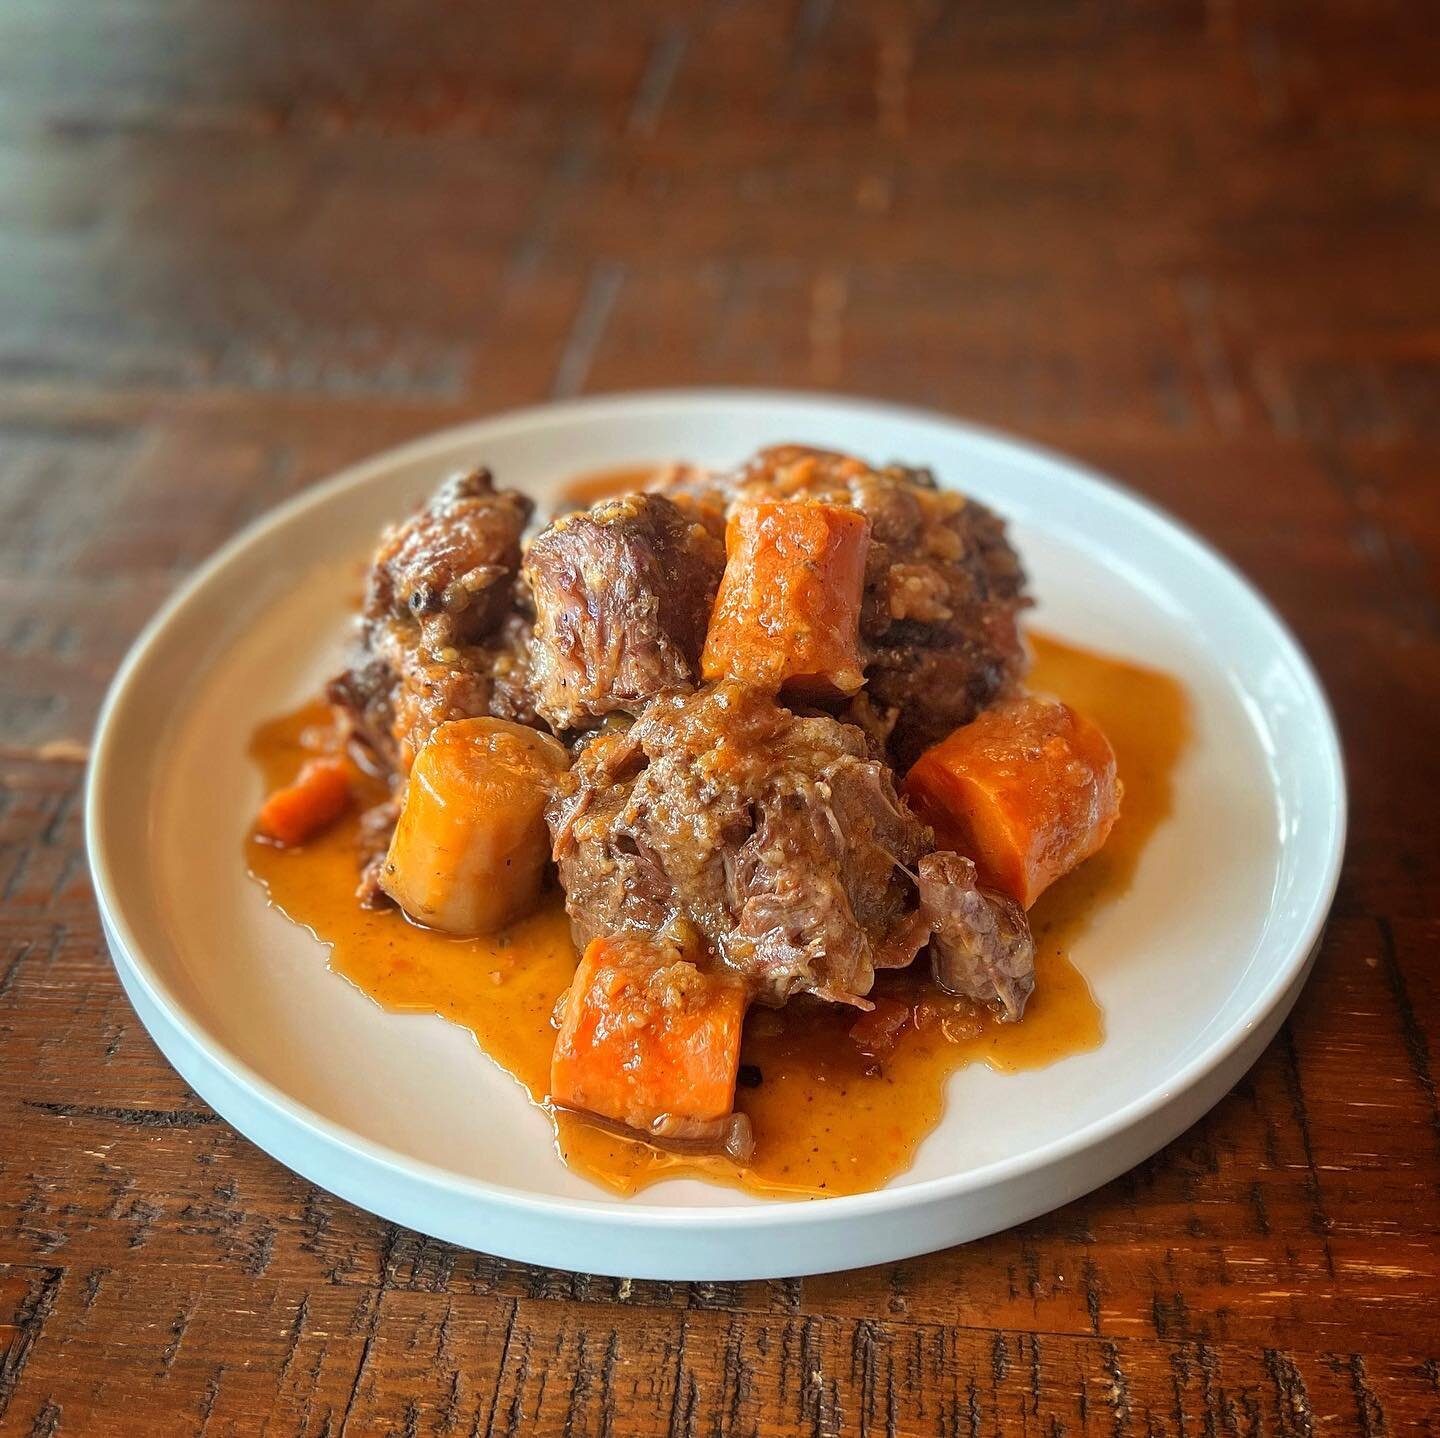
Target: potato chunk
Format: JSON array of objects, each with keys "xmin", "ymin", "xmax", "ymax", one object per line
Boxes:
[{"xmin": 380, "ymin": 717, "xmax": 569, "ymax": 933}]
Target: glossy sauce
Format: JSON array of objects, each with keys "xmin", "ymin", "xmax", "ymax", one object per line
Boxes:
[
  {"xmin": 246, "ymin": 634, "xmax": 1187, "ymax": 1199},
  {"xmin": 553, "ymin": 464, "xmax": 668, "ymax": 510}
]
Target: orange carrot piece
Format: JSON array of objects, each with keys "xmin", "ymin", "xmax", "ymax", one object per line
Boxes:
[
  {"xmin": 255, "ymin": 757, "xmax": 352, "ymax": 848},
  {"xmin": 551, "ymin": 934, "xmax": 748, "ymax": 1132},
  {"xmin": 700, "ymin": 499, "xmax": 870, "ymax": 699},
  {"xmin": 904, "ymin": 696, "xmax": 1121, "ymax": 909}
]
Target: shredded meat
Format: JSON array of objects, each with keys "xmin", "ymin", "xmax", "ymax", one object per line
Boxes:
[
  {"xmin": 549, "ymin": 681, "xmax": 932, "ymax": 1007},
  {"xmin": 328, "ymin": 467, "xmax": 535, "ymax": 773},
  {"xmin": 546, "ymin": 725, "xmax": 675, "ymax": 939},
  {"xmin": 663, "ymin": 445, "xmax": 1029, "ymax": 766},
  {"xmin": 523, "ymin": 493, "xmax": 725, "ymax": 733},
  {"xmin": 916, "ymin": 851, "xmax": 1035, "ymax": 1021}
]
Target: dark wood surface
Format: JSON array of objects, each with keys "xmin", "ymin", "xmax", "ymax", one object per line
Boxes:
[{"xmin": 2, "ymin": 2, "xmax": 1438, "ymax": 1433}]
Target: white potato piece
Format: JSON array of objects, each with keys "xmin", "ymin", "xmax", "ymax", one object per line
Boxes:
[{"xmin": 380, "ymin": 717, "xmax": 570, "ymax": 934}]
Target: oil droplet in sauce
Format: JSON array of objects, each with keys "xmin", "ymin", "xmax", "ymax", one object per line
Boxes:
[{"xmin": 246, "ymin": 633, "xmax": 1187, "ymax": 1199}]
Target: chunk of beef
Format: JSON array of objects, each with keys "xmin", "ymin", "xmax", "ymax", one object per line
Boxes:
[
  {"xmin": 328, "ymin": 467, "xmax": 535, "ymax": 774},
  {"xmin": 548, "ymin": 682, "xmax": 932, "ymax": 1007},
  {"xmin": 366, "ymin": 468, "xmax": 531, "ymax": 650},
  {"xmin": 546, "ymin": 725, "xmax": 677, "ymax": 941},
  {"xmin": 916, "ymin": 851, "xmax": 1035, "ymax": 1021},
  {"xmin": 862, "ymin": 633, "xmax": 1019, "ymax": 762},
  {"xmin": 523, "ymin": 494, "xmax": 725, "ymax": 733},
  {"xmin": 662, "ymin": 445, "xmax": 1029, "ymax": 767}
]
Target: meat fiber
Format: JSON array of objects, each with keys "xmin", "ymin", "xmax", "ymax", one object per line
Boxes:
[
  {"xmin": 916, "ymin": 851, "xmax": 1036, "ymax": 1020},
  {"xmin": 523, "ymin": 493, "xmax": 725, "ymax": 733},
  {"xmin": 548, "ymin": 681, "xmax": 932, "ymax": 1007}
]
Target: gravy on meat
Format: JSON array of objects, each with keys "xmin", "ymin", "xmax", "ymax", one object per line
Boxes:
[{"xmin": 249, "ymin": 447, "xmax": 1187, "ymax": 1195}]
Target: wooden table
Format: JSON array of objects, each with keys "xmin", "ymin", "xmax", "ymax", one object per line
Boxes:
[{"xmin": 2, "ymin": 3, "xmax": 1438, "ymax": 1433}]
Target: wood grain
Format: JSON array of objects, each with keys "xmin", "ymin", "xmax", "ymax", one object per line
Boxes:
[{"xmin": 1, "ymin": 0, "xmax": 1438, "ymax": 1432}]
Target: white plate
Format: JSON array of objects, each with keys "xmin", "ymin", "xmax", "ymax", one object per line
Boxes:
[{"xmin": 86, "ymin": 390, "xmax": 1344, "ymax": 1280}]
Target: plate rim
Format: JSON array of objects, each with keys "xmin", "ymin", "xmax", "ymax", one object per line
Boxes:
[{"xmin": 85, "ymin": 385, "xmax": 1348, "ymax": 1228}]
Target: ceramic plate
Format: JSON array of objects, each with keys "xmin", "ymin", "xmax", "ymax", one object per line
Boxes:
[{"xmin": 86, "ymin": 390, "xmax": 1344, "ymax": 1279}]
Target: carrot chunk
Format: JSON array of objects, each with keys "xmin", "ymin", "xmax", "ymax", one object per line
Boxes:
[
  {"xmin": 550, "ymin": 934, "xmax": 748, "ymax": 1133},
  {"xmin": 700, "ymin": 499, "xmax": 870, "ymax": 699},
  {"xmin": 903, "ymin": 696, "xmax": 1121, "ymax": 908},
  {"xmin": 255, "ymin": 757, "xmax": 352, "ymax": 848}
]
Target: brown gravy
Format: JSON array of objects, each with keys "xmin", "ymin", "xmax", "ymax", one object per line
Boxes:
[{"xmin": 245, "ymin": 634, "xmax": 1187, "ymax": 1199}]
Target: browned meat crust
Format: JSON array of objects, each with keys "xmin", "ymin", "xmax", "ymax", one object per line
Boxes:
[
  {"xmin": 328, "ymin": 467, "xmax": 535, "ymax": 773},
  {"xmin": 523, "ymin": 493, "xmax": 726, "ymax": 734},
  {"xmin": 548, "ymin": 681, "xmax": 932, "ymax": 1007},
  {"xmin": 367, "ymin": 468, "xmax": 531, "ymax": 649},
  {"xmin": 663, "ymin": 445, "xmax": 1030, "ymax": 767}
]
